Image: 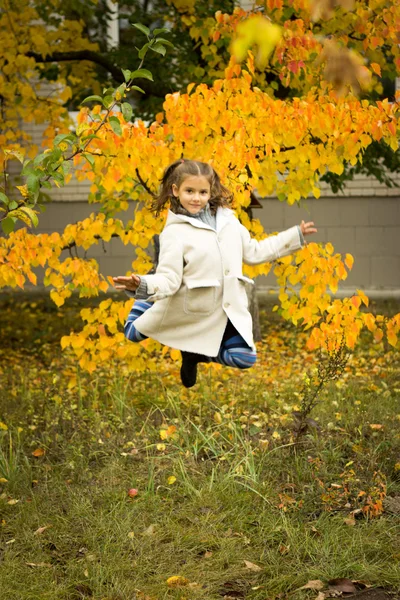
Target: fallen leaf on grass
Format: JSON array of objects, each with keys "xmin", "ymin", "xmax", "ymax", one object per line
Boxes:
[
  {"xmin": 343, "ymin": 517, "xmax": 356, "ymax": 526},
  {"xmin": 297, "ymin": 580, "xmax": 325, "ymax": 591},
  {"xmin": 244, "ymin": 559, "xmax": 262, "ymax": 572},
  {"xmin": 7, "ymin": 499, "xmax": 19, "ymax": 505},
  {"xmin": 34, "ymin": 525, "xmax": 52, "ymax": 535},
  {"xmin": 143, "ymin": 524, "xmax": 155, "ymax": 536},
  {"xmin": 26, "ymin": 562, "xmax": 52, "ymax": 568},
  {"xmin": 166, "ymin": 575, "xmax": 190, "ymax": 587},
  {"xmin": 328, "ymin": 578, "xmax": 357, "ymax": 594},
  {"xmin": 32, "ymin": 448, "xmax": 45, "ymax": 457}
]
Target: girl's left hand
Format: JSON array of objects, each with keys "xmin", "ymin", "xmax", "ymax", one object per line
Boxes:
[{"xmin": 300, "ymin": 220, "xmax": 317, "ymax": 236}]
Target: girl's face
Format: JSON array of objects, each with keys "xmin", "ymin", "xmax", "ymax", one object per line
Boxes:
[{"xmin": 172, "ymin": 175, "xmax": 211, "ymax": 214}]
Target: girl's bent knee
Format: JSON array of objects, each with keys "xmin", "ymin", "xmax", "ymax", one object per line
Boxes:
[
  {"xmin": 124, "ymin": 321, "xmax": 146, "ymax": 342},
  {"xmin": 230, "ymin": 351, "xmax": 257, "ymax": 369}
]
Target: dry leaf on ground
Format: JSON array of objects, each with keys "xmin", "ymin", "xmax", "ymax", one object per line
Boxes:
[
  {"xmin": 34, "ymin": 525, "xmax": 52, "ymax": 535},
  {"xmin": 298, "ymin": 580, "xmax": 325, "ymax": 591},
  {"xmin": 328, "ymin": 578, "xmax": 358, "ymax": 594},
  {"xmin": 244, "ymin": 560, "xmax": 262, "ymax": 572}
]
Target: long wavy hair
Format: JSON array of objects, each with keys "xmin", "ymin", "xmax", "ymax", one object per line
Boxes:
[{"xmin": 151, "ymin": 159, "xmax": 233, "ymax": 216}]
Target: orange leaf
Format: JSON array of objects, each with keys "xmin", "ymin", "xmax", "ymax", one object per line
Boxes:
[
  {"xmin": 32, "ymin": 448, "xmax": 45, "ymax": 457},
  {"xmin": 370, "ymin": 63, "xmax": 381, "ymax": 77}
]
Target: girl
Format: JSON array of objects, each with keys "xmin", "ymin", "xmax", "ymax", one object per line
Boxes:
[{"xmin": 113, "ymin": 159, "xmax": 317, "ymax": 388}]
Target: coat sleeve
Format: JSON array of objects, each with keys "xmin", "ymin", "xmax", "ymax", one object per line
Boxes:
[
  {"xmin": 240, "ymin": 222, "xmax": 304, "ymax": 265},
  {"xmin": 139, "ymin": 230, "xmax": 184, "ymax": 301}
]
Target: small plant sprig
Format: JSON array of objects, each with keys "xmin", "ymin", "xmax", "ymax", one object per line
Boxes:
[
  {"xmin": 293, "ymin": 334, "xmax": 349, "ymax": 444},
  {"xmin": 0, "ymin": 23, "xmax": 173, "ymax": 234}
]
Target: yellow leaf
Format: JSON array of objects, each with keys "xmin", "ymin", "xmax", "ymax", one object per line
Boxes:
[
  {"xmin": 345, "ymin": 254, "xmax": 354, "ymax": 270},
  {"xmin": 0, "ymin": 422, "xmax": 8, "ymax": 431},
  {"xmin": 16, "ymin": 184, "xmax": 29, "ymax": 197},
  {"xmin": 231, "ymin": 17, "xmax": 282, "ymax": 69},
  {"xmin": 166, "ymin": 575, "xmax": 190, "ymax": 587},
  {"xmin": 214, "ymin": 412, "xmax": 222, "ymax": 424},
  {"xmin": 167, "ymin": 476, "xmax": 177, "ymax": 485},
  {"xmin": 356, "ymin": 289, "xmax": 369, "ymax": 307},
  {"xmin": 170, "ymin": 348, "xmax": 181, "ymax": 361},
  {"xmin": 50, "ymin": 291, "xmax": 65, "ymax": 308}
]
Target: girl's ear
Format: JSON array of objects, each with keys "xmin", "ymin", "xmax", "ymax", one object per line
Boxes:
[{"xmin": 171, "ymin": 183, "xmax": 179, "ymax": 197}]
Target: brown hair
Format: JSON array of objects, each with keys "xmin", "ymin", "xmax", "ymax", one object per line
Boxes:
[{"xmin": 151, "ymin": 159, "xmax": 233, "ymax": 216}]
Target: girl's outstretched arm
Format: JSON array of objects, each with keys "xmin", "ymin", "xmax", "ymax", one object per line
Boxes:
[
  {"xmin": 240, "ymin": 221, "xmax": 317, "ymax": 266},
  {"xmin": 130, "ymin": 231, "xmax": 184, "ymax": 301}
]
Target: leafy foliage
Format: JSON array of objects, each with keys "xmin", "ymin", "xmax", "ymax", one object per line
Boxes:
[{"xmin": 0, "ymin": 0, "xmax": 399, "ymax": 373}]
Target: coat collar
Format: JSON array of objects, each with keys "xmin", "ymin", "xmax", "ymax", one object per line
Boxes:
[{"xmin": 165, "ymin": 207, "xmax": 233, "ymax": 233}]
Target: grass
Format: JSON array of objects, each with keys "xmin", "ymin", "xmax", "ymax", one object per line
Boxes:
[{"xmin": 0, "ymin": 292, "xmax": 399, "ymax": 599}]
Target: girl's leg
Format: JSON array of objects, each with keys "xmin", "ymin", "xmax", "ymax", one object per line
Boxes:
[
  {"xmin": 213, "ymin": 320, "xmax": 257, "ymax": 369},
  {"xmin": 124, "ymin": 300, "xmax": 152, "ymax": 342}
]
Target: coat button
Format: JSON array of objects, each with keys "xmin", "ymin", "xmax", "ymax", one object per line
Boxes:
[
  {"xmin": 285, "ymin": 243, "xmax": 290, "ymax": 249},
  {"xmin": 224, "ymin": 302, "xmax": 230, "ymax": 308},
  {"xmin": 224, "ymin": 269, "xmax": 230, "ymax": 275}
]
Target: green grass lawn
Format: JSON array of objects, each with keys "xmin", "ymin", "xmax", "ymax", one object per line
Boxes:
[{"xmin": 0, "ymin": 293, "xmax": 399, "ymax": 599}]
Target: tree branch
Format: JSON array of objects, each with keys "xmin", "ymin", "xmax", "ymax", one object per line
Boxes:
[{"xmin": 26, "ymin": 50, "xmax": 124, "ymax": 82}]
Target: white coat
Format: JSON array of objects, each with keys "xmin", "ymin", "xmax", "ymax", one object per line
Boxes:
[{"xmin": 133, "ymin": 207, "xmax": 303, "ymax": 356}]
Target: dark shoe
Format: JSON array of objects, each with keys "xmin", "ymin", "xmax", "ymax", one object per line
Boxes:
[{"xmin": 180, "ymin": 352, "xmax": 208, "ymax": 388}]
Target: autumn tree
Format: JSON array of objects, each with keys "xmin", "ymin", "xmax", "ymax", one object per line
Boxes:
[{"xmin": 0, "ymin": 0, "xmax": 399, "ymax": 374}]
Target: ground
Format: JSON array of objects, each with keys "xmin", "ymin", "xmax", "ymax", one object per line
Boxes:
[{"xmin": 0, "ymin": 292, "xmax": 399, "ymax": 599}]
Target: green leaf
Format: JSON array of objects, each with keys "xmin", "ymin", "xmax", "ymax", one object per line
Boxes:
[
  {"xmin": 129, "ymin": 85, "xmax": 145, "ymax": 94},
  {"xmin": 132, "ymin": 23, "xmax": 150, "ymax": 36},
  {"xmin": 21, "ymin": 160, "xmax": 34, "ymax": 176},
  {"xmin": 8, "ymin": 200, "xmax": 18, "ymax": 210},
  {"xmin": 138, "ymin": 43, "xmax": 150, "ymax": 60},
  {"xmin": 61, "ymin": 161, "xmax": 71, "ymax": 176},
  {"xmin": 130, "ymin": 68, "xmax": 153, "ymax": 81},
  {"xmin": 1, "ymin": 216, "xmax": 15, "ymax": 235},
  {"xmin": 103, "ymin": 95, "xmax": 114, "ymax": 108},
  {"xmin": 153, "ymin": 37, "xmax": 174, "ymax": 47},
  {"xmin": 52, "ymin": 171, "xmax": 64, "ymax": 184},
  {"xmin": 80, "ymin": 134, "xmax": 101, "ymax": 143},
  {"xmin": 20, "ymin": 206, "xmax": 39, "ymax": 227},
  {"xmin": 153, "ymin": 27, "xmax": 170, "ymax": 36},
  {"xmin": 54, "ymin": 133, "xmax": 76, "ymax": 147},
  {"xmin": 150, "ymin": 43, "xmax": 166, "ymax": 56},
  {"xmin": 83, "ymin": 153, "xmax": 95, "ymax": 168},
  {"xmin": 27, "ymin": 174, "xmax": 40, "ymax": 196},
  {"xmin": 33, "ymin": 152, "xmax": 50, "ymax": 167},
  {"xmin": 0, "ymin": 192, "xmax": 9, "ymax": 204},
  {"xmin": 81, "ymin": 95, "xmax": 104, "ymax": 105},
  {"xmin": 109, "ymin": 116, "xmax": 122, "ymax": 136},
  {"xmin": 122, "ymin": 69, "xmax": 131, "ymax": 82},
  {"xmin": 121, "ymin": 102, "xmax": 133, "ymax": 122}
]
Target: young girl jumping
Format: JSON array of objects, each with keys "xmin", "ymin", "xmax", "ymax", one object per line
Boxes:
[{"xmin": 113, "ymin": 159, "xmax": 317, "ymax": 388}]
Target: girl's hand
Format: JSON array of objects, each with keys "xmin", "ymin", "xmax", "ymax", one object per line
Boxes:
[
  {"xmin": 300, "ymin": 220, "xmax": 317, "ymax": 237},
  {"xmin": 113, "ymin": 274, "xmax": 141, "ymax": 292}
]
